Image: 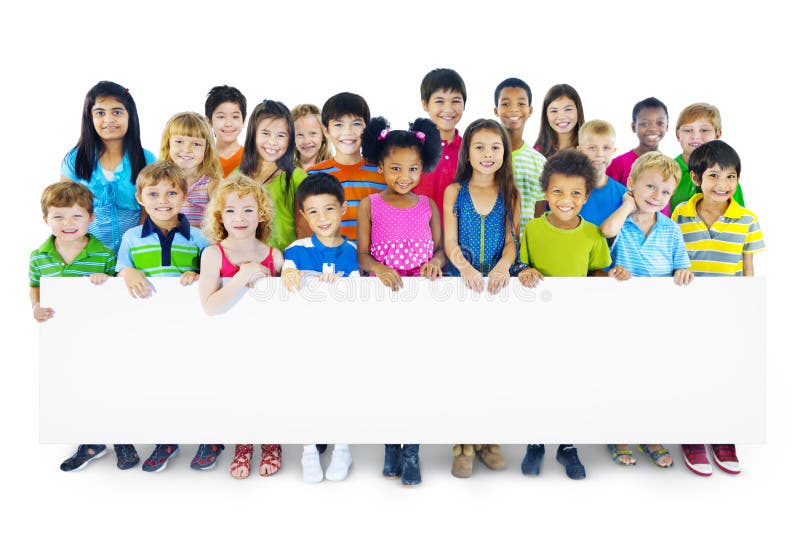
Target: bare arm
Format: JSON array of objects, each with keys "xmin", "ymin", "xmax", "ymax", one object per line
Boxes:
[
  {"xmin": 30, "ymin": 286, "xmax": 54, "ymax": 322},
  {"xmin": 601, "ymin": 192, "xmax": 636, "ymax": 238},
  {"xmin": 198, "ymin": 245, "xmax": 266, "ymax": 315},
  {"xmin": 419, "ymin": 198, "xmax": 446, "ymax": 279},
  {"xmin": 443, "ymin": 183, "xmax": 483, "ymax": 291},
  {"xmin": 742, "ymin": 252, "xmax": 754, "ymax": 276},
  {"xmin": 356, "ymin": 197, "xmax": 402, "ymax": 290}
]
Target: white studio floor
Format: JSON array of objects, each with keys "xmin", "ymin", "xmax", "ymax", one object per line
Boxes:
[{"xmin": 7, "ymin": 442, "xmax": 790, "ymax": 543}]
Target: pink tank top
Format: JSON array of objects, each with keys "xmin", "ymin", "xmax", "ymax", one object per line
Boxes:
[
  {"xmin": 369, "ymin": 193, "xmax": 434, "ymax": 276},
  {"xmin": 218, "ymin": 243, "xmax": 275, "ymax": 278}
]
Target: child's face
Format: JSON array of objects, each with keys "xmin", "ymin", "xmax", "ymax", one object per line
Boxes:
[
  {"xmin": 44, "ymin": 204, "xmax": 94, "ymax": 243},
  {"xmin": 468, "ymin": 129, "xmax": 504, "ymax": 177},
  {"xmin": 255, "ymin": 116, "xmax": 291, "ymax": 165},
  {"xmin": 544, "ymin": 173, "xmax": 589, "ymax": 226},
  {"xmin": 677, "ymin": 118, "xmax": 719, "ymax": 158},
  {"xmin": 136, "ymin": 180, "xmax": 186, "ymax": 224},
  {"xmin": 422, "ymin": 89, "xmax": 464, "ymax": 137},
  {"xmin": 91, "ymin": 96, "xmax": 129, "ymax": 143},
  {"xmin": 628, "ymin": 168, "xmax": 677, "ymax": 213},
  {"xmin": 323, "ymin": 115, "xmax": 366, "ymax": 158},
  {"xmin": 693, "ymin": 163, "xmax": 739, "ymax": 204},
  {"xmin": 633, "ymin": 107, "xmax": 668, "ymax": 150},
  {"xmin": 494, "ymin": 87, "xmax": 532, "ymax": 134},
  {"xmin": 168, "ymin": 134, "xmax": 207, "ymax": 177},
  {"xmin": 300, "ymin": 193, "xmax": 347, "ymax": 239},
  {"xmin": 210, "ymin": 102, "xmax": 244, "ymax": 147},
  {"xmin": 221, "ymin": 191, "xmax": 261, "ymax": 240},
  {"xmin": 546, "ymin": 95, "xmax": 578, "ymax": 135},
  {"xmin": 578, "ymin": 134, "xmax": 616, "ymax": 178},
  {"xmin": 294, "ymin": 114, "xmax": 324, "ymax": 164},
  {"xmin": 379, "ymin": 147, "xmax": 422, "ymax": 195}
]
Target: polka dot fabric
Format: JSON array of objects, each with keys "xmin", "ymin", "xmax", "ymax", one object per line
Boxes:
[{"xmin": 369, "ymin": 193, "xmax": 434, "ymax": 276}]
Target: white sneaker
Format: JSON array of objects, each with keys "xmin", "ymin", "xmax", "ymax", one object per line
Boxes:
[
  {"xmin": 302, "ymin": 449, "xmax": 324, "ymax": 483},
  {"xmin": 325, "ymin": 446, "xmax": 352, "ymax": 481}
]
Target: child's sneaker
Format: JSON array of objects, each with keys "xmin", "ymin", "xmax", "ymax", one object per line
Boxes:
[
  {"xmin": 681, "ymin": 444, "xmax": 712, "ymax": 476},
  {"xmin": 556, "ymin": 444, "xmax": 586, "ymax": 480},
  {"xmin": 383, "ymin": 444, "xmax": 402, "ymax": 478},
  {"xmin": 301, "ymin": 446, "xmax": 324, "ymax": 483},
  {"xmin": 325, "ymin": 445, "xmax": 352, "ymax": 481},
  {"xmin": 191, "ymin": 444, "xmax": 225, "ymax": 470},
  {"xmin": 521, "ymin": 444, "xmax": 545, "ymax": 475},
  {"xmin": 711, "ymin": 444, "xmax": 741, "ymax": 475},
  {"xmin": 114, "ymin": 444, "xmax": 140, "ymax": 470},
  {"xmin": 142, "ymin": 444, "xmax": 179, "ymax": 472},
  {"xmin": 60, "ymin": 444, "xmax": 107, "ymax": 472}
]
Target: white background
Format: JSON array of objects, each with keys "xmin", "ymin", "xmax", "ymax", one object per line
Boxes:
[{"xmin": 0, "ymin": 0, "xmax": 795, "ymax": 542}]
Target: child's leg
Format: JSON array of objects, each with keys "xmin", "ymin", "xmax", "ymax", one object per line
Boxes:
[
  {"xmin": 230, "ymin": 443, "xmax": 253, "ymax": 479},
  {"xmin": 325, "ymin": 443, "xmax": 352, "ymax": 481},
  {"xmin": 521, "ymin": 444, "xmax": 545, "ymax": 475},
  {"xmin": 60, "ymin": 444, "xmax": 107, "ymax": 472},
  {"xmin": 142, "ymin": 444, "xmax": 180, "ymax": 472},
  {"xmin": 302, "ymin": 444, "xmax": 324, "ymax": 483},
  {"xmin": 608, "ymin": 444, "xmax": 636, "ymax": 466},
  {"xmin": 259, "ymin": 444, "xmax": 282, "ymax": 477},
  {"xmin": 556, "ymin": 444, "xmax": 586, "ymax": 480},
  {"xmin": 476, "ymin": 444, "xmax": 506, "ymax": 470},
  {"xmin": 451, "ymin": 444, "xmax": 475, "ymax": 478},
  {"xmin": 637, "ymin": 444, "xmax": 672, "ymax": 468},
  {"xmin": 383, "ymin": 444, "xmax": 402, "ymax": 478},
  {"xmin": 711, "ymin": 444, "xmax": 741, "ymax": 474},
  {"xmin": 400, "ymin": 444, "xmax": 421, "ymax": 486},
  {"xmin": 191, "ymin": 444, "xmax": 225, "ymax": 470},
  {"xmin": 681, "ymin": 444, "xmax": 712, "ymax": 476}
]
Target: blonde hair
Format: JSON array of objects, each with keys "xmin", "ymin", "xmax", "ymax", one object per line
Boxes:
[
  {"xmin": 629, "ymin": 151, "xmax": 681, "ymax": 187},
  {"xmin": 675, "ymin": 103, "xmax": 722, "ymax": 134},
  {"xmin": 135, "ymin": 161, "xmax": 188, "ymax": 198},
  {"xmin": 203, "ymin": 172, "xmax": 273, "ymax": 243},
  {"xmin": 291, "ymin": 103, "xmax": 331, "ymax": 168},
  {"xmin": 159, "ymin": 112, "xmax": 223, "ymax": 183},
  {"xmin": 578, "ymin": 119, "xmax": 616, "ymax": 148},
  {"xmin": 41, "ymin": 181, "xmax": 95, "ymax": 215}
]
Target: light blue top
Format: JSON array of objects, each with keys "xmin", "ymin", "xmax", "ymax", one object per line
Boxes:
[{"xmin": 610, "ymin": 213, "xmax": 690, "ymax": 276}]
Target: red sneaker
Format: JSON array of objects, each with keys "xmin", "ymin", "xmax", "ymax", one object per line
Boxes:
[
  {"xmin": 711, "ymin": 444, "xmax": 741, "ymax": 475},
  {"xmin": 681, "ymin": 444, "xmax": 712, "ymax": 476}
]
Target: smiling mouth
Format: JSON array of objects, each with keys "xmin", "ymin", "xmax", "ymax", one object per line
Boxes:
[{"xmin": 155, "ymin": 207, "xmax": 172, "ymax": 212}]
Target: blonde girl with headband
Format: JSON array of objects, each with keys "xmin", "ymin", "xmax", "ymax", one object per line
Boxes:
[{"xmin": 159, "ymin": 112, "xmax": 223, "ymax": 228}]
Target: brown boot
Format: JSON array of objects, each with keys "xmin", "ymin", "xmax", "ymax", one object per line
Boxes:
[
  {"xmin": 451, "ymin": 444, "xmax": 475, "ymax": 478},
  {"xmin": 477, "ymin": 444, "xmax": 506, "ymax": 470}
]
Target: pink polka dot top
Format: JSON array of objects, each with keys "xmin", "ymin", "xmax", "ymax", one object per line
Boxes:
[{"xmin": 368, "ymin": 193, "xmax": 434, "ymax": 276}]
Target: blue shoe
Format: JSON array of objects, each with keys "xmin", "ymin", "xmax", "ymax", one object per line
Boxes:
[
  {"xmin": 191, "ymin": 444, "xmax": 225, "ymax": 470},
  {"xmin": 383, "ymin": 444, "xmax": 402, "ymax": 478},
  {"xmin": 114, "ymin": 444, "xmax": 140, "ymax": 470},
  {"xmin": 316, "ymin": 444, "xmax": 328, "ymax": 454},
  {"xmin": 400, "ymin": 446, "xmax": 421, "ymax": 485},
  {"xmin": 556, "ymin": 444, "xmax": 586, "ymax": 480},
  {"xmin": 521, "ymin": 444, "xmax": 545, "ymax": 475},
  {"xmin": 142, "ymin": 444, "xmax": 179, "ymax": 472},
  {"xmin": 60, "ymin": 444, "xmax": 107, "ymax": 472}
]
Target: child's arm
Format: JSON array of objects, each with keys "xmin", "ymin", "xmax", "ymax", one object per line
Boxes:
[
  {"xmin": 419, "ymin": 198, "xmax": 445, "ymax": 280},
  {"xmin": 606, "ymin": 265, "xmax": 631, "ymax": 281},
  {"xmin": 198, "ymin": 245, "xmax": 267, "ymax": 315},
  {"xmin": 600, "ymin": 192, "xmax": 636, "ymax": 238},
  {"xmin": 518, "ymin": 226, "xmax": 544, "ymax": 288},
  {"xmin": 486, "ymin": 201, "xmax": 521, "ymax": 294},
  {"xmin": 673, "ymin": 268, "xmax": 694, "ymax": 285},
  {"xmin": 356, "ymin": 198, "xmax": 403, "ymax": 291},
  {"xmin": 118, "ymin": 267, "xmax": 153, "ymax": 298},
  {"xmin": 743, "ymin": 252, "xmax": 754, "ymax": 276},
  {"xmin": 30, "ymin": 286, "xmax": 54, "ymax": 322},
  {"xmin": 443, "ymin": 184, "xmax": 483, "ymax": 292}
]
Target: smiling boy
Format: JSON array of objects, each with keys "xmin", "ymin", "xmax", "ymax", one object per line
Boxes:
[
  {"xmin": 575, "ymin": 120, "xmax": 627, "ymax": 228},
  {"xmin": 205, "ymin": 85, "xmax": 247, "ymax": 177}
]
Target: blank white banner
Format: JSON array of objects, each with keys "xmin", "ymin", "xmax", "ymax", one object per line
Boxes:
[{"xmin": 39, "ymin": 276, "xmax": 765, "ymax": 444}]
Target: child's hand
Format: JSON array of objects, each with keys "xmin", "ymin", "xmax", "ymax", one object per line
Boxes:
[
  {"xmin": 608, "ymin": 265, "xmax": 631, "ymax": 281},
  {"xmin": 461, "ymin": 266, "xmax": 484, "ymax": 292},
  {"xmin": 376, "ymin": 264, "xmax": 403, "ymax": 291},
  {"xmin": 621, "ymin": 191, "xmax": 637, "ymax": 211},
  {"xmin": 318, "ymin": 271, "xmax": 344, "ymax": 283},
  {"xmin": 236, "ymin": 261, "xmax": 268, "ymax": 288},
  {"xmin": 180, "ymin": 271, "xmax": 200, "ymax": 286},
  {"xmin": 282, "ymin": 268, "xmax": 303, "ymax": 292},
  {"xmin": 419, "ymin": 261, "xmax": 442, "ymax": 280},
  {"xmin": 120, "ymin": 268, "xmax": 153, "ymax": 298},
  {"xmin": 487, "ymin": 265, "xmax": 510, "ymax": 294},
  {"xmin": 32, "ymin": 303, "xmax": 54, "ymax": 323},
  {"xmin": 518, "ymin": 267, "xmax": 543, "ymax": 288},
  {"xmin": 89, "ymin": 273, "xmax": 110, "ymax": 285},
  {"xmin": 673, "ymin": 268, "xmax": 694, "ymax": 286}
]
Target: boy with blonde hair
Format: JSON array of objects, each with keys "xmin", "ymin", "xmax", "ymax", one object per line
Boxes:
[{"xmin": 576, "ymin": 120, "xmax": 627, "ymax": 227}]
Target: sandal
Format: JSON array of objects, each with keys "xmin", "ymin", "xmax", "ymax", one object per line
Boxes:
[
  {"xmin": 638, "ymin": 444, "xmax": 673, "ymax": 468},
  {"xmin": 230, "ymin": 444, "xmax": 253, "ymax": 479},
  {"xmin": 259, "ymin": 444, "xmax": 282, "ymax": 476},
  {"xmin": 608, "ymin": 444, "xmax": 637, "ymax": 466}
]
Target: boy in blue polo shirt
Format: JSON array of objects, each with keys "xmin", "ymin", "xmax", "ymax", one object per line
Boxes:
[
  {"xmin": 117, "ymin": 161, "xmax": 224, "ymax": 472},
  {"xmin": 281, "ymin": 173, "xmax": 360, "ymax": 483}
]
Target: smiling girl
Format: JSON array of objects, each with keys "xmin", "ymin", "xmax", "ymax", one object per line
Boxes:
[
  {"xmin": 291, "ymin": 103, "xmax": 331, "ymax": 171},
  {"xmin": 534, "ymin": 84, "xmax": 586, "ymax": 159}
]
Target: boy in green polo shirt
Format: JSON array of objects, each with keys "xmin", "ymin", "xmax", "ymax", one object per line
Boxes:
[{"xmin": 30, "ymin": 181, "xmax": 141, "ymax": 472}]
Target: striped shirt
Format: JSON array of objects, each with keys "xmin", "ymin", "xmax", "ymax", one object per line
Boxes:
[
  {"xmin": 610, "ymin": 213, "xmax": 690, "ymax": 276},
  {"xmin": 671, "ymin": 193, "xmax": 765, "ymax": 276},
  {"xmin": 29, "ymin": 234, "xmax": 116, "ymax": 287},
  {"xmin": 307, "ymin": 158, "xmax": 385, "ymax": 242},
  {"xmin": 511, "ymin": 141, "xmax": 546, "ymax": 232},
  {"xmin": 180, "ymin": 174, "xmax": 212, "ymax": 228},
  {"xmin": 115, "ymin": 214, "xmax": 208, "ymax": 276}
]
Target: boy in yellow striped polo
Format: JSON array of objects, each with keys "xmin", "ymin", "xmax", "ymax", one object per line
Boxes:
[
  {"xmin": 116, "ymin": 161, "xmax": 224, "ymax": 473},
  {"xmin": 671, "ymin": 139, "xmax": 765, "ymax": 476}
]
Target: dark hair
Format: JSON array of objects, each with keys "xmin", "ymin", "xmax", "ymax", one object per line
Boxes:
[
  {"xmin": 494, "ymin": 77, "xmax": 532, "ymax": 106},
  {"xmin": 540, "ymin": 149, "xmax": 597, "ymax": 195},
  {"xmin": 68, "ymin": 81, "xmax": 146, "ymax": 184},
  {"xmin": 632, "ymin": 97, "xmax": 668, "ymax": 123},
  {"xmin": 320, "ymin": 92, "xmax": 370, "ymax": 127},
  {"xmin": 534, "ymin": 83, "xmax": 585, "ymax": 158},
  {"xmin": 454, "ymin": 119, "xmax": 518, "ymax": 230},
  {"xmin": 240, "ymin": 99, "xmax": 296, "ymax": 180},
  {"xmin": 688, "ymin": 140, "xmax": 741, "ymax": 181},
  {"xmin": 295, "ymin": 172, "xmax": 345, "ymax": 210},
  {"xmin": 205, "ymin": 85, "xmax": 247, "ymax": 120},
  {"xmin": 420, "ymin": 68, "xmax": 467, "ymax": 104},
  {"xmin": 361, "ymin": 117, "xmax": 441, "ymax": 172}
]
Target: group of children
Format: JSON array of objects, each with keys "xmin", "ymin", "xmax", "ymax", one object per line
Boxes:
[{"xmin": 31, "ymin": 68, "xmax": 764, "ymax": 484}]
